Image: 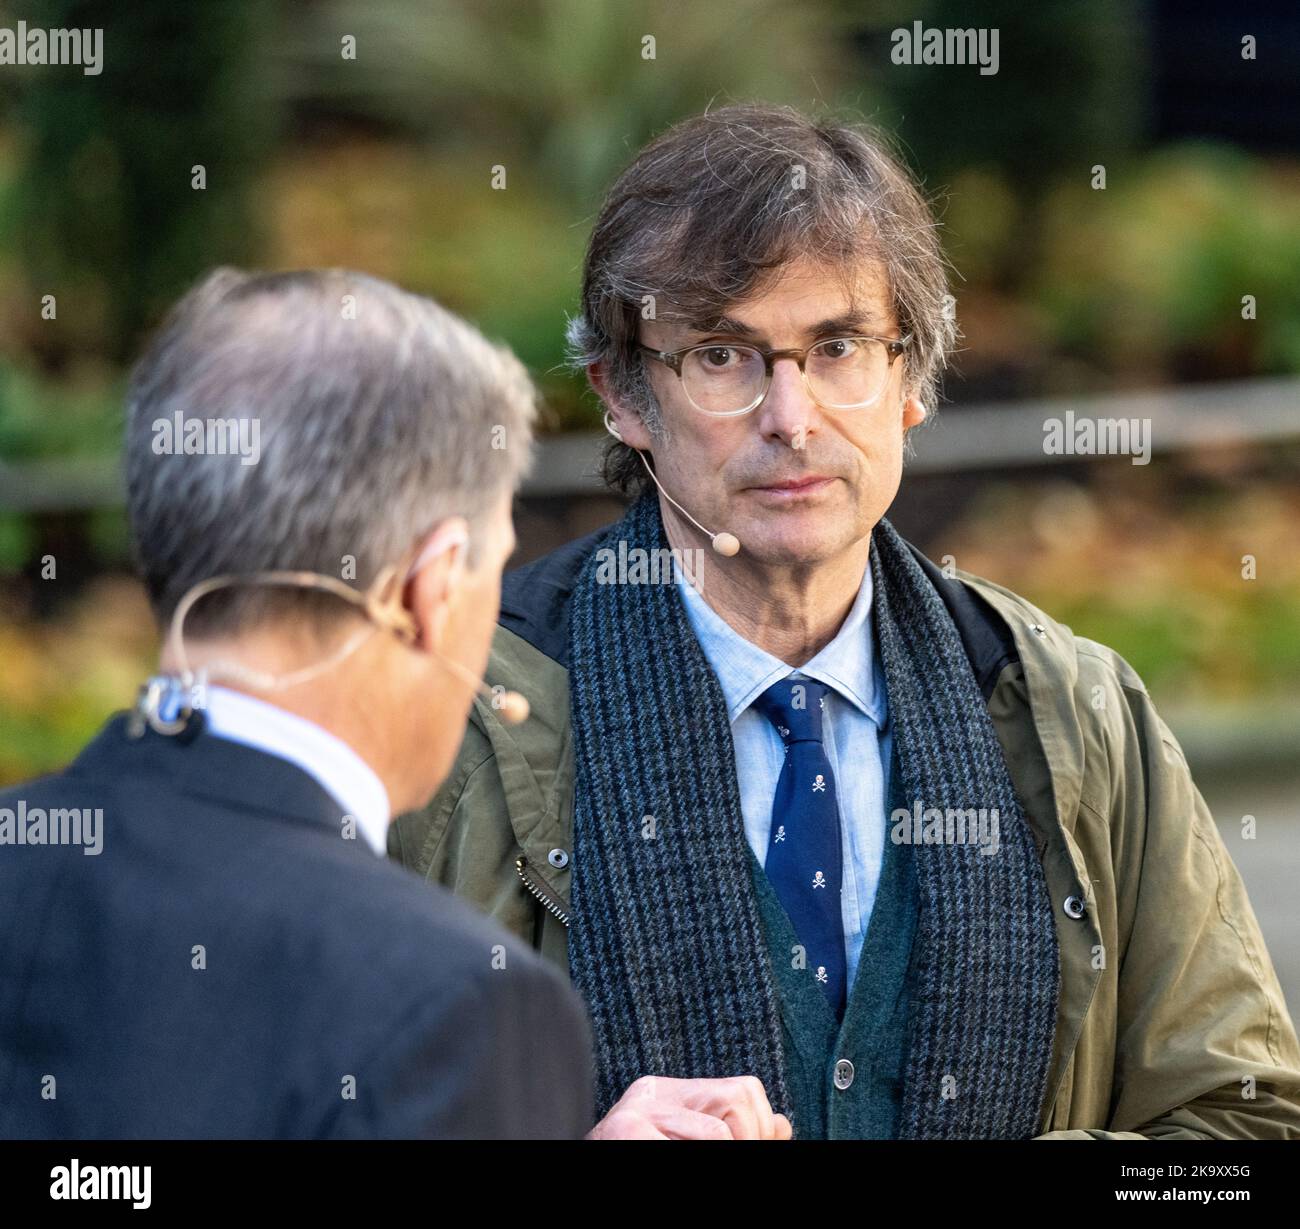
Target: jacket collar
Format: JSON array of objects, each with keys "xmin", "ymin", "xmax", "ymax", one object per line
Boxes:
[{"xmin": 71, "ymin": 713, "xmax": 363, "ymax": 845}]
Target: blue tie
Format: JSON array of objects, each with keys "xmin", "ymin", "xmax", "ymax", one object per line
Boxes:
[{"xmin": 753, "ymin": 677, "xmax": 847, "ymax": 1018}]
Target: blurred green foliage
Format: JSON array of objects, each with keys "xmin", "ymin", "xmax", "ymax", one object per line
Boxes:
[
  {"xmin": 285, "ymin": 0, "xmax": 849, "ymax": 212},
  {"xmin": 5, "ymin": 0, "xmax": 274, "ymax": 366},
  {"xmin": 1, "ymin": 0, "xmax": 1298, "ymax": 782},
  {"xmin": 845, "ymin": 0, "xmax": 1144, "ymax": 190},
  {"xmin": 3, "ymin": 0, "xmax": 1297, "ymax": 444},
  {"xmin": 1033, "ymin": 145, "xmax": 1300, "ymax": 380}
]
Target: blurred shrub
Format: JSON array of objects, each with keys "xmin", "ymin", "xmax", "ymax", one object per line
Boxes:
[
  {"xmin": 0, "ymin": 362, "xmax": 120, "ymax": 460},
  {"xmin": 0, "ymin": 576, "xmax": 154, "ymax": 783},
  {"xmin": 280, "ymin": 0, "xmax": 849, "ymax": 210},
  {"xmin": 1032, "ymin": 145, "xmax": 1300, "ymax": 383},
  {"xmin": 947, "ymin": 457, "xmax": 1300, "ymax": 702},
  {"xmin": 4, "ymin": 0, "xmax": 274, "ymax": 368},
  {"xmin": 264, "ymin": 143, "xmax": 592, "ymax": 426}
]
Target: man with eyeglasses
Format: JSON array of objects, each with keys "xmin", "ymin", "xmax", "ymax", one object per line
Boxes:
[{"xmin": 392, "ymin": 103, "xmax": 1300, "ymax": 1140}]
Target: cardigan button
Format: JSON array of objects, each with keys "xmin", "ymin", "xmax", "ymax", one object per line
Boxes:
[
  {"xmin": 547, "ymin": 848, "xmax": 569, "ymax": 869},
  {"xmin": 833, "ymin": 1058, "xmax": 855, "ymax": 1091},
  {"xmin": 1063, "ymin": 895, "xmax": 1087, "ymax": 919}
]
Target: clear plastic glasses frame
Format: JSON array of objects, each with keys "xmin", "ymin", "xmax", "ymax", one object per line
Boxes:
[{"xmin": 637, "ymin": 333, "xmax": 911, "ymax": 417}]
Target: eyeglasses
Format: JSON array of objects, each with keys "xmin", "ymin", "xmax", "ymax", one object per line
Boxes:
[{"xmin": 637, "ymin": 333, "xmax": 911, "ymax": 418}]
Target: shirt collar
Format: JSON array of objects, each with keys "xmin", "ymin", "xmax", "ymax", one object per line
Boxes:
[
  {"xmin": 198, "ymin": 686, "xmax": 391, "ymax": 856},
  {"xmin": 674, "ymin": 555, "xmax": 886, "ymax": 726}
]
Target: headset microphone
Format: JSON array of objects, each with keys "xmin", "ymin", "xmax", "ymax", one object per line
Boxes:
[
  {"xmin": 431, "ymin": 651, "xmax": 531, "ymax": 725},
  {"xmin": 146, "ymin": 538, "xmax": 533, "ymax": 738},
  {"xmin": 603, "ymin": 413, "xmax": 741, "ymax": 557}
]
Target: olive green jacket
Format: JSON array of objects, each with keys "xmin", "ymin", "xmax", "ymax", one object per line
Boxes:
[{"xmin": 391, "ymin": 534, "xmax": 1300, "ymax": 1139}]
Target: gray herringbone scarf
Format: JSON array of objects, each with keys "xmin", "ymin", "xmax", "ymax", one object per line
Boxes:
[{"xmin": 567, "ymin": 494, "xmax": 1059, "ymax": 1137}]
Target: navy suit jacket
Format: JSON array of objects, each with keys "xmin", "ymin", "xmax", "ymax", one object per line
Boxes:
[{"xmin": 0, "ymin": 715, "xmax": 593, "ymax": 1139}]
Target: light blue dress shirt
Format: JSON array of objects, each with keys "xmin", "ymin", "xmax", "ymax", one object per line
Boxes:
[{"xmin": 675, "ymin": 561, "xmax": 892, "ymax": 996}]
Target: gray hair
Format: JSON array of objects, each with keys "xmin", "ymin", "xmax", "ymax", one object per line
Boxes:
[
  {"xmin": 125, "ymin": 268, "xmax": 536, "ymax": 636},
  {"xmin": 565, "ymin": 102, "xmax": 959, "ymax": 495}
]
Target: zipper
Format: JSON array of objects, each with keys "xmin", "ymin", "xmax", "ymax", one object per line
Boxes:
[{"xmin": 515, "ymin": 855, "xmax": 570, "ymax": 927}]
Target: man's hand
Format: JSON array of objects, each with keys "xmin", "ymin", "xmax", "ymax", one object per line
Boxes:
[{"xmin": 586, "ymin": 1075, "xmax": 793, "ymax": 1140}]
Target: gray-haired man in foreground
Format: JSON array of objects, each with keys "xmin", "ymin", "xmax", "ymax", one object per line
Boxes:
[{"xmin": 0, "ymin": 269, "xmax": 593, "ymax": 1139}]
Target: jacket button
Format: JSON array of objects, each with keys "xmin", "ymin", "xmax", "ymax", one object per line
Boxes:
[
  {"xmin": 547, "ymin": 848, "xmax": 569, "ymax": 869},
  {"xmin": 1029, "ymin": 623, "xmax": 1048, "ymax": 638},
  {"xmin": 833, "ymin": 1059, "xmax": 855, "ymax": 1091},
  {"xmin": 1063, "ymin": 895, "xmax": 1087, "ymax": 919}
]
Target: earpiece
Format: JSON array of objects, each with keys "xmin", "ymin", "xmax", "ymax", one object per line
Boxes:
[
  {"xmin": 603, "ymin": 412, "xmax": 741, "ymax": 557},
  {"xmin": 158, "ymin": 526, "xmax": 530, "ymax": 727}
]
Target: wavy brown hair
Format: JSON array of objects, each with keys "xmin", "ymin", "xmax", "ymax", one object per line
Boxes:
[{"xmin": 565, "ymin": 102, "xmax": 959, "ymax": 496}]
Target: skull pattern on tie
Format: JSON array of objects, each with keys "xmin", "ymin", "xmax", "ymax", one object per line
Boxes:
[{"xmin": 753, "ymin": 677, "xmax": 847, "ymax": 1017}]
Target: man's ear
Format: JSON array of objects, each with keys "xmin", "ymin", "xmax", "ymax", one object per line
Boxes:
[
  {"xmin": 403, "ymin": 518, "xmax": 469, "ymax": 651},
  {"xmin": 902, "ymin": 393, "xmax": 928, "ymax": 432},
  {"xmin": 589, "ymin": 361, "xmax": 654, "ymax": 451}
]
